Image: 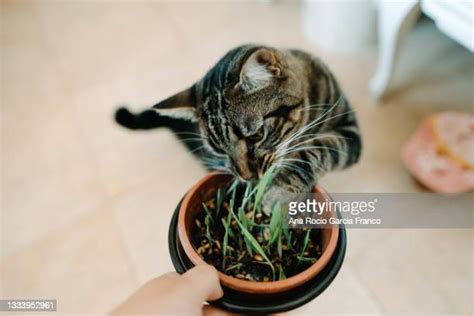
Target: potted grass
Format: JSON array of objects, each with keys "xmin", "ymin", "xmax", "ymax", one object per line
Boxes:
[{"xmin": 168, "ymin": 167, "xmax": 347, "ymax": 314}]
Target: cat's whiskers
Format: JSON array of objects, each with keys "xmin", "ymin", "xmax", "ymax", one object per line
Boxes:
[
  {"xmin": 178, "ymin": 137, "xmax": 206, "ymax": 143},
  {"xmin": 201, "ymin": 155, "xmax": 233, "ymax": 175},
  {"xmin": 277, "ymin": 133, "xmax": 350, "ymax": 155},
  {"xmin": 275, "ymin": 162, "xmax": 307, "ymax": 177},
  {"xmin": 189, "ymin": 145, "xmax": 207, "ymax": 154},
  {"xmin": 275, "ymin": 110, "xmax": 349, "ymax": 161},
  {"xmin": 281, "ymin": 107, "xmax": 355, "ymax": 153},
  {"xmin": 274, "ymin": 161, "xmax": 315, "ymax": 186},
  {"xmin": 278, "ymin": 145, "xmax": 349, "ymax": 158},
  {"xmin": 276, "ymin": 98, "xmax": 343, "ymax": 151},
  {"xmin": 277, "ymin": 157, "xmax": 326, "ymax": 173},
  {"xmin": 173, "ymin": 131, "xmax": 207, "ymax": 139},
  {"xmin": 306, "ymin": 95, "xmax": 343, "ymax": 110}
]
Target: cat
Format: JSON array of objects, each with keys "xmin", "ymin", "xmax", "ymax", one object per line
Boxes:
[{"xmin": 115, "ymin": 44, "xmax": 362, "ymax": 210}]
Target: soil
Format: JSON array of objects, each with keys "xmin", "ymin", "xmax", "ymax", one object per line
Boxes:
[{"xmin": 190, "ymin": 184, "xmax": 323, "ymax": 282}]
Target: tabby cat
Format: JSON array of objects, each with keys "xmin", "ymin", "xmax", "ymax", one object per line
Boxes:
[{"xmin": 115, "ymin": 45, "xmax": 361, "ymax": 210}]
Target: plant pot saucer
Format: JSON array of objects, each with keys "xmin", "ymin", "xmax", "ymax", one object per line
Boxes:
[{"xmin": 168, "ymin": 196, "xmax": 347, "ymax": 314}]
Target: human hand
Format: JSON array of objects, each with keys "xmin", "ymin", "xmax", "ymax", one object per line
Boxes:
[{"xmin": 111, "ymin": 263, "xmax": 226, "ymax": 315}]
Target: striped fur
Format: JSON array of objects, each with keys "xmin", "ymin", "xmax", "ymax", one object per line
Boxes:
[{"xmin": 115, "ymin": 45, "xmax": 362, "ymax": 207}]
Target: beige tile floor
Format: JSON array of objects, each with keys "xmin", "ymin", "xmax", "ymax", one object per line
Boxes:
[{"xmin": 1, "ymin": 1, "xmax": 473, "ymax": 315}]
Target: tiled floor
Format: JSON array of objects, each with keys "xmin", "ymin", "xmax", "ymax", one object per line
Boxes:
[{"xmin": 1, "ymin": 1, "xmax": 472, "ymax": 315}]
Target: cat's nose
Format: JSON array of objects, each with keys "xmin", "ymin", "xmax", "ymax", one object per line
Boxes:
[
  {"xmin": 235, "ymin": 164, "xmax": 254, "ymax": 180},
  {"xmin": 233, "ymin": 159, "xmax": 254, "ymax": 180}
]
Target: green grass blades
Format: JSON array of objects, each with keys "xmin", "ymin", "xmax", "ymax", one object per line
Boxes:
[
  {"xmin": 221, "ymin": 217, "xmax": 237, "ymax": 241},
  {"xmin": 296, "ymin": 256, "xmax": 316, "ymax": 263},
  {"xmin": 278, "ymin": 264, "xmax": 286, "ymax": 280},
  {"xmin": 277, "ymin": 234, "xmax": 283, "ymax": 258},
  {"xmin": 299, "ymin": 229, "xmax": 311, "ymax": 259},
  {"xmin": 253, "ymin": 165, "xmax": 277, "ymax": 213},
  {"xmin": 215, "ymin": 188, "xmax": 223, "ymax": 219},
  {"xmin": 225, "ymin": 263, "xmax": 243, "ymax": 273},
  {"xmin": 202, "ymin": 202, "xmax": 214, "ymax": 224},
  {"xmin": 283, "ymin": 226, "xmax": 292, "ymax": 249},
  {"xmin": 237, "ymin": 205, "xmax": 254, "ymax": 256},
  {"xmin": 244, "ymin": 236, "xmax": 254, "ymax": 257},
  {"xmin": 228, "ymin": 181, "xmax": 238, "ymax": 211},
  {"xmin": 241, "ymin": 181, "xmax": 253, "ymax": 210},
  {"xmin": 226, "ymin": 178, "xmax": 239, "ymax": 197},
  {"xmin": 203, "ymin": 202, "xmax": 214, "ymax": 246},
  {"xmin": 221, "ymin": 212, "xmax": 232, "ymax": 269},
  {"xmin": 238, "ymin": 205, "xmax": 248, "ymax": 228},
  {"xmin": 204, "ymin": 213, "xmax": 213, "ymax": 245},
  {"xmin": 230, "ymin": 209, "xmax": 273, "ymax": 271},
  {"xmin": 209, "ymin": 167, "xmax": 282, "ymax": 277},
  {"xmin": 268, "ymin": 203, "xmax": 282, "ymax": 246}
]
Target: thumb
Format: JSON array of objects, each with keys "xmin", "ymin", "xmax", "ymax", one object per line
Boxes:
[{"xmin": 178, "ymin": 263, "xmax": 224, "ymax": 303}]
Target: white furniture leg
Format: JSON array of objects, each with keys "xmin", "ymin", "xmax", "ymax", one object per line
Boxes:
[{"xmin": 370, "ymin": 0, "xmax": 421, "ymax": 99}]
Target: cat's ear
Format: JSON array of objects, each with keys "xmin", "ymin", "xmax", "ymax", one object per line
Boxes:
[
  {"xmin": 151, "ymin": 86, "xmax": 197, "ymax": 121},
  {"xmin": 239, "ymin": 48, "xmax": 286, "ymax": 91}
]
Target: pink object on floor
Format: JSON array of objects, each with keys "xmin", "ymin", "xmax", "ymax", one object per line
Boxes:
[{"xmin": 402, "ymin": 112, "xmax": 474, "ymax": 193}]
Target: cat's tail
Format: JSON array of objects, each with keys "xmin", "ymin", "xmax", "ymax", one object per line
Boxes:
[
  {"xmin": 116, "ymin": 86, "xmax": 196, "ymax": 130},
  {"xmin": 114, "ymin": 106, "xmax": 206, "ymax": 156},
  {"xmin": 114, "ymin": 87, "xmax": 207, "ymax": 157},
  {"xmin": 115, "ymin": 107, "xmax": 171, "ymax": 130}
]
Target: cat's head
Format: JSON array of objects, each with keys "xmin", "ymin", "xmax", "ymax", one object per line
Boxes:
[{"xmin": 153, "ymin": 45, "xmax": 307, "ymax": 180}]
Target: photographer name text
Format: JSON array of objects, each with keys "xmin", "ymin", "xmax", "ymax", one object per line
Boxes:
[{"xmin": 286, "ymin": 198, "xmax": 382, "ymax": 226}]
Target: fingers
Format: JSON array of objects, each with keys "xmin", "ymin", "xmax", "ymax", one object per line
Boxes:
[
  {"xmin": 179, "ymin": 263, "xmax": 224, "ymax": 303},
  {"xmin": 112, "ymin": 267, "xmax": 224, "ymax": 315}
]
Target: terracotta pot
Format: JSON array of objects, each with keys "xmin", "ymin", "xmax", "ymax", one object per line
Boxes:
[{"xmin": 177, "ymin": 172, "xmax": 339, "ymax": 294}]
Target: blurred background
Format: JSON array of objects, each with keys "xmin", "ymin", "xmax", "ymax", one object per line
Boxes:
[{"xmin": 1, "ymin": 0, "xmax": 472, "ymax": 314}]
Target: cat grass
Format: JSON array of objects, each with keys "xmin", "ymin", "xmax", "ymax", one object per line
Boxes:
[{"xmin": 191, "ymin": 167, "xmax": 323, "ymax": 282}]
